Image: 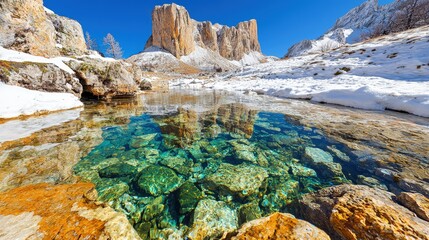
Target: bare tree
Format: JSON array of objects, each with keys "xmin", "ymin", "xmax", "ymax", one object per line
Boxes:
[
  {"xmin": 360, "ymin": 23, "xmax": 387, "ymax": 41},
  {"xmin": 85, "ymin": 32, "xmax": 98, "ymax": 51},
  {"xmin": 103, "ymin": 33, "xmax": 123, "ymax": 59},
  {"xmin": 389, "ymin": 0, "xmax": 429, "ymax": 33}
]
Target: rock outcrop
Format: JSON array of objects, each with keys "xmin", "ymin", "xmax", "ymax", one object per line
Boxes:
[
  {"xmin": 66, "ymin": 56, "xmax": 142, "ymax": 99},
  {"xmin": 0, "ymin": 0, "xmax": 86, "ymax": 57},
  {"xmin": 286, "ymin": 0, "xmax": 429, "ymax": 57},
  {"xmin": 46, "ymin": 9, "xmax": 87, "ymax": 56},
  {"xmin": 146, "ymin": 3, "xmax": 261, "ymax": 61},
  {"xmin": 148, "ymin": 4, "xmax": 195, "ymax": 58},
  {"xmin": 223, "ymin": 213, "xmax": 330, "ymax": 240},
  {"xmin": 0, "ymin": 60, "xmax": 82, "ymax": 96},
  {"xmin": 0, "ymin": 183, "xmax": 141, "ymax": 240},
  {"xmin": 298, "ymin": 184, "xmax": 429, "ymax": 240}
]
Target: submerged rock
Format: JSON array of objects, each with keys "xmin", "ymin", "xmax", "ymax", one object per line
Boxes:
[
  {"xmin": 223, "ymin": 212, "xmax": 330, "ymax": 240},
  {"xmin": 205, "ymin": 163, "xmax": 268, "ymax": 199},
  {"xmin": 99, "ymin": 163, "xmax": 136, "ymax": 178},
  {"xmin": 188, "ymin": 199, "xmax": 238, "ymax": 240},
  {"xmin": 137, "ymin": 166, "xmax": 183, "ymax": 196},
  {"xmin": 298, "ymin": 184, "xmax": 429, "ymax": 240},
  {"xmin": 159, "ymin": 156, "xmax": 193, "ymax": 176},
  {"xmin": 97, "ymin": 179, "xmax": 129, "ymax": 202},
  {"xmin": 237, "ymin": 201, "xmax": 262, "ymax": 225},
  {"xmin": 303, "ymin": 147, "xmax": 345, "ymax": 179},
  {"xmin": 178, "ymin": 182, "xmax": 204, "ymax": 214}
]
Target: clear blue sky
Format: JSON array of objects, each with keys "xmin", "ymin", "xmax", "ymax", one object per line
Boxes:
[{"xmin": 44, "ymin": 0, "xmax": 393, "ymax": 58}]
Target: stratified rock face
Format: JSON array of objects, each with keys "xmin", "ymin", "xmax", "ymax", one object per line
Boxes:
[
  {"xmin": 147, "ymin": 4, "xmax": 261, "ymax": 61},
  {"xmin": 0, "ymin": 0, "xmax": 59, "ymax": 57},
  {"xmin": 46, "ymin": 10, "xmax": 87, "ymax": 56},
  {"xmin": 223, "ymin": 213, "xmax": 331, "ymax": 240},
  {"xmin": 151, "ymin": 3, "xmax": 195, "ymax": 58},
  {"xmin": 66, "ymin": 57, "xmax": 141, "ymax": 99},
  {"xmin": 0, "ymin": 183, "xmax": 141, "ymax": 240},
  {"xmin": 298, "ymin": 184, "xmax": 429, "ymax": 240},
  {"xmin": 0, "ymin": 60, "xmax": 82, "ymax": 96}
]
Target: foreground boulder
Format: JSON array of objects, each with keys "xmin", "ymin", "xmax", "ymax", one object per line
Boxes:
[
  {"xmin": 298, "ymin": 184, "xmax": 429, "ymax": 240},
  {"xmin": 223, "ymin": 212, "xmax": 330, "ymax": 240},
  {"xmin": 0, "ymin": 183, "xmax": 141, "ymax": 239},
  {"xmin": 0, "ymin": 60, "xmax": 82, "ymax": 96},
  {"xmin": 66, "ymin": 56, "xmax": 141, "ymax": 99},
  {"xmin": 188, "ymin": 199, "xmax": 238, "ymax": 240}
]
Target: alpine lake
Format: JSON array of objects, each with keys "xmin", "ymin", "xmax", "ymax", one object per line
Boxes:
[{"xmin": 1, "ymin": 90, "xmax": 428, "ymax": 239}]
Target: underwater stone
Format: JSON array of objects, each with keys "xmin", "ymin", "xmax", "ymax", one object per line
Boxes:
[
  {"xmin": 178, "ymin": 182, "xmax": 204, "ymax": 214},
  {"xmin": 77, "ymin": 170, "xmax": 102, "ymax": 184},
  {"xmin": 137, "ymin": 166, "xmax": 183, "ymax": 196},
  {"xmin": 188, "ymin": 199, "xmax": 238, "ymax": 240},
  {"xmin": 229, "ymin": 139, "xmax": 258, "ymax": 164},
  {"xmin": 99, "ymin": 163, "xmax": 136, "ymax": 178},
  {"xmin": 130, "ymin": 133, "xmax": 158, "ymax": 149},
  {"xmin": 357, "ymin": 175, "xmax": 388, "ymax": 190},
  {"xmin": 238, "ymin": 201, "xmax": 263, "ymax": 225},
  {"xmin": 205, "ymin": 163, "xmax": 268, "ymax": 199},
  {"xmin": 262, "ymin": 179, "xmax": 299, "ymax": 212},
  {"xmin": 327, "ymin": 146, "xmax": 351, "ymax": 162},
  {"xmin": 142, "ymin": 204, "xmax": 165, "ymax": 221},
  {"xmin": 91, "ymin": 157, "xmax": 120, "ymax": 171},
  {"xmin": 304, "ymin": 147, "xmax": 345, "ymax": 179},
  {"xmin": 159, "ymin": 156, "xmax": 193, "ymax": 176},
  {"xmin": 304, "ymin": 147, "xmax": 333, "ymax": 163},
  {"xmin": 97, "ymin": 179, "xmax": 129, "ymax": 202},
  {"xmin": 291, "ymin": 165, "xmax": 317, "ymax": 177}
]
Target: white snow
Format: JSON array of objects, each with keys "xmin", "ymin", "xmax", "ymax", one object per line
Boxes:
[
  {"xmin": 0, "ymin": 109, "xmax": 81, "ymax": 143},
  {"xmin": 43, "ymin": 7, "xmax": 55, "ymax": 15},
  {"xmin": 0, "ymin": 83, "xmax": 83, "ymax": 119},
  {"xmin": 181, "ymin": 46, "xmax": 240, "ymax": 71},
  {"xmin": 171, "ymin": 26, "xmax": 429, "ymax": 118},
  {"xmin": 0, "ymin": 46, "xmax": 74, "ymax": 74}
]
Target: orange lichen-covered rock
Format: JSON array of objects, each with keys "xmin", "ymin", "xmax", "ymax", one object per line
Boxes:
[
  {"xmin": 223, "ymin": 212, "xmax": 330, "ymax": 240},
  {"xmin": 0, "ymin": 183, "xmax": 140, "ymax": 240},
  {"xmin": 299, "ymin": 184, "xmax": 429, "ymax": 240}
]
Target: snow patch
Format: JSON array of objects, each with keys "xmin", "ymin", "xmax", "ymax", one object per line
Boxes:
[
  {"xmin": 0, "ymin": 83, "xmax": 83, "ymax": 119},
  {"xmin": 0, "ymin": 46, "xmax": 75, "ymax": 74}
]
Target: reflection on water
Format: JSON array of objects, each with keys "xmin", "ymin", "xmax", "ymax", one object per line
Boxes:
[{"xmin": 74, "ymin": 92, "xmax": 357, "ymax": 239}]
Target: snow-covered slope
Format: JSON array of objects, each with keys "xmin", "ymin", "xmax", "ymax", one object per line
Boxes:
[
  {"xmin": 128, "ymin": 46, "xmax": 271, "ymax": 73},
  {"xmin": 286, "ymin": 0, "xmax": 429, "ymax": 57},
  {"xmin": 127, "ymin": 47, "xmax": 200, "ymax": 74},
  {"xmin": 171, "ymin": 26, "xmax": 429, "ymax": 117}
]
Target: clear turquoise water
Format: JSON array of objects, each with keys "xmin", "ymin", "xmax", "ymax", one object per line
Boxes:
[{"xmin": 74, "ymin": 102, "xmax": 356, "ymax": 238}]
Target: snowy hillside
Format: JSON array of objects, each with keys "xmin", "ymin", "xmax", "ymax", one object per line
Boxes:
[
  {"xmin": 171, "ymin": 26, "xmax": 429, "ymax": 117},
  {"xmin": 286, "ymin": 0, "xmax": 429, "ymax": 57}
]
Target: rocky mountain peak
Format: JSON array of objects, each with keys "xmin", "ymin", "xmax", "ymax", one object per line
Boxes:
[{"xmin": 145, "ymin": 3, "xmax": 262, "ymax": 61}]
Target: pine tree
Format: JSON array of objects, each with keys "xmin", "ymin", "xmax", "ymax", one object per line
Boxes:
[
  {"xmin": 103, "ymin": 33, "xmax": 123, "ymax": 59},
  {"xmin": 85, "ymin": 32, "xmax": 98, "ymax": 51}
]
